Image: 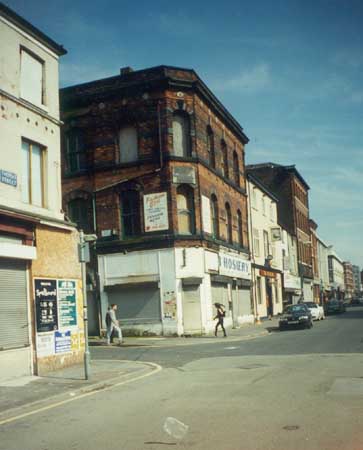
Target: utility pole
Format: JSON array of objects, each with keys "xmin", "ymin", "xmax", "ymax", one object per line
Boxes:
[{"xmin": 79, "ymin": 230, "xmax": 97, "ymax": 380}]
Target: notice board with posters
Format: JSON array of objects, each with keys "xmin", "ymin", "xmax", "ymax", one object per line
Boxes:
[
  {"xmin": 34, "ymin": 278, "xmax": 82, "ymax": 357},
  {"xmin": 35, "ymin": 279, "xmax": 58, "ymax": 333}
]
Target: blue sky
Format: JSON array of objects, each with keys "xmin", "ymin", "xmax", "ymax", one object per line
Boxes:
[{"xmin": 6, "ymin": 0, "xmax": 363, "ymax": 266}]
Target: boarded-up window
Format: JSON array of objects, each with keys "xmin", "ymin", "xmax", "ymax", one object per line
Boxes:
[
  {"xmin": 20, "ymin": 49, "xmax": 44, "ymax": 106},
  {"xmin": 119, "ymin": 126, "xmax": 138, "ymax": 163},
  {"xmin": 177, "ymin": 185, "xmax": 194, "ymax": 234},
  {"xmin": 172, "ymin": 113, "xmax": 191, "ymax": 157}
]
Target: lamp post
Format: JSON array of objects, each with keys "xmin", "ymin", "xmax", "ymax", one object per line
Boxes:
[{"xmin": 79, "ymin": 230, "xmax": 97, "ymax": 380}]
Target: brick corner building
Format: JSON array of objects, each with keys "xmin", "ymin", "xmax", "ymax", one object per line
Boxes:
[{"xmin": 60, "ymin": 65, "xmax": 252, "ymax": 336}]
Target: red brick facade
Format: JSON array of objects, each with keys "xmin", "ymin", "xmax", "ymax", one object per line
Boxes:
[{"xmin": 60, "ymin": 66, "xmax": 250, "ymax": 256}]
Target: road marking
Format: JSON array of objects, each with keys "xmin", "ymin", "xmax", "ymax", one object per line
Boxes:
[
  {"xmin": 0, "ymin": 361, "xmax": 162, "ymax": 427},
  {"xmin": 224, "ymin": 346, "xmax": 239, "ymax": 350}
]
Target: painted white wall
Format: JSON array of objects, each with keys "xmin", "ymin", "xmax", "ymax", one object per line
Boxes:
[
  {"xmin": 0, "ymin": 17, "xmax": 63, "ymax": 221},
  {"xmin": 247, "ymin": 180, "xmax": 282, "ymax": 271}
]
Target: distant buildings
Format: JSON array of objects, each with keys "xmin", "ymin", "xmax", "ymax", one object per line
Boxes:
[
  {"xmin": 352, "ymin": 265, "xmax": 362, "ymax": 296},
  {"xmin": 328, "ymin": 248, "xmax": 345, "ymax": 300},
  {"xmin": 246, "ymin": 163, "xmax": 313, "ymax": 302},
  {"xmin": 343, "ymin": 262, "xmax": 354, "ymax": 299}
]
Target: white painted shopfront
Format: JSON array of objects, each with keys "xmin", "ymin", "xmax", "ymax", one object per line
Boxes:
[{"xmin": 98, "ymin": 248, "xmax": 252, "ymax": 336}]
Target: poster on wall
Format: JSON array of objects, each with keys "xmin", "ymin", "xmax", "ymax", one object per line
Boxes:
[
  {"xmin": 144, "ymin": 192, "xmax": 169, "ymax": 232},
  {"xmin": 36, "ymin": 333, "xmax": 55, "ymax": 357},
  {"xmin": 57, "ymin": 280, "xmax": 77, "ymax": 328},
  {"xmin": 55, "ymin": 330, "xmax": 71, "ymax": 353},
  {"xmin": 35, "ymin": 279, "xmax": 58, "ymax": 333},
  {"xmin": 163, "ymin": 291, "xmax": 177, "ymax": 320}
]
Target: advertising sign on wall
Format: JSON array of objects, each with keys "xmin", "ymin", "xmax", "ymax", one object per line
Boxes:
[
  {"xmin": 144, "ymin": 192, "xmax": 169, "ymax": 232},
  {"xmin": 58, "ymin": 280, "xmax": 77, "ymax": 328},
  {"xmin": 36, "ymin": 333, "xmax": 55, "ymax": 357},
  {"xmin": 34, "ymin": 279, "xmax": 58, "ymax": 333},
  {"xmin": 55, "ymin": 330, "xmax": 71, "ymax": 353},
  {"xmin": 219, "ymin": 252, "xmax": 251, "ymax": 280}
]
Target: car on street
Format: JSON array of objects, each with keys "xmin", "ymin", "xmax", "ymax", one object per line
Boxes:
[
  {"xmin": 350, "ymin": 298, "xmax": 362, "ymax": 306},
  {"xmin": 325, "ymin": 299, "xmax": 346, "ymax": 315},
  {"xmin": 279, "ymin": 304, "xmax": 313, "ymax": 330},
  {"xmin": 304, "ymin": 302, "xmax": 325, "ymax": 320}
]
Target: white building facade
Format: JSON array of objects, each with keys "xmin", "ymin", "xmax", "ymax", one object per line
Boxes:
[
  {"xmin": 0, "ymin": 4, "xmax": 84, "ymax": 380},
  {"xmin": 328, "ymin": 247, "xmax": 345, "ymax": 299},
  {"xmin": 98, "ymin": 247, "xmax": 252, "ymax": 336},
  {"xmin": 247, "ymin": 175, "xmax": 283, "ymax": 319}
]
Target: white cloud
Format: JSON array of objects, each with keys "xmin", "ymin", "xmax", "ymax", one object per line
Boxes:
[{"xmin": 212, "ymin": 64, "xmax": 271, "ymax": 93}]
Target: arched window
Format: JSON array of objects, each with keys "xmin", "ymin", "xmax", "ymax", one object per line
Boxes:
[
  {"xmin": 237, "ymin": 209, "xmax": 243, "ymax": 247},
  {"xmin": 225, "ymin": 202, "xmax": 232, "ymax": 244},
  {"xmin": 210, "ymin": 194, "xmax": 219, "ymax": 239},
  {"xmin": 119, "ymin": 126, "xmax": 138, "ymax": 163},
  {"xmin": 233, "ymin": 151, "xmax": 239, "ymax": 186},
  {"xmin": 172, "ymin": 112, "xmax": 191, "ymax": 157},
  {"xmin": 120, "ymin": 190, "xmax": 140, "ymax": 238},
  {"xmin": 176, "ymin": 185, "xmax": 195, "ymax": 235},
  {"xmin": 221, "ymin": 140, "xmax": 228, "ymax": 178},
  {"xmin": 65, "ymin": 129, "xmax": 86, "ymax": 173},
  {"xmin": 206, "ymin": 126, "xmax": 215, "ymax": 168},
  {"xmin": 68, "ymin": 198, "xmax": 92, "ymax": 233}
]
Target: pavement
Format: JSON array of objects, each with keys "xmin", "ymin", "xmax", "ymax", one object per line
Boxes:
[
  {"xmin": 0, "ymin": 318, "xmax": 276, "ymax": 425},
  {"xmin": 89, "ymin": 317, "xmax": 280, "ymax": 348}
]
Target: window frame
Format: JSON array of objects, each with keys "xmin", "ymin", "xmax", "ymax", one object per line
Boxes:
[
  {"xmin": 237, "ymin": 209, "xmax": 243, "ymax": 247},
  {"xmin": 68, "ymin": 198, "xmax": 92, "ymax": 233},
  {"xmin": 65, "ymin": 129, "xmax": 87, "ymax": 174},
  {"xmin": 221, "ymin": 140, "xmax": 229, "ymax": 178},
  {"xmin": 225, "ymin": 202, "xmax": 233, "ymax": 244},
  {"xmin": 176, "ymin": 185, "xmax": 195, "ymax": 235},
  {"xmin": 233, "ymin": 151, "xmax": 239, "ymax": 186},
  {"xmin": 120, "ymin": 190, "xmax": 141, "ymax": 239},
  {"xmin": 210, "ymin": 194, "xmax": 219, "ymax": 239},
  {"xmin": 21, "ymin": 138, "xmax": 46, "ymax": 207},
  {"xmin": 206, "ymin": 126, "xmax": 216, "ymax": 169}
]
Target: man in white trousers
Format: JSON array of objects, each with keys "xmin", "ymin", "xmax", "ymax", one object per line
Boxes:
[{"xmin": 105, "ymin": 304, "xmax": 123, "ymax": 345}]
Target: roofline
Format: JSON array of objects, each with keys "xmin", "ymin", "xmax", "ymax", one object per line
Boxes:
[
  {"xmin": 0, "ymin": 2, "xmax": 67, "ymax": 56},
  {"xmin": 246, "ymin": 162, "xmax": 310, "ymax": 190},
  {"xmin": 60, "ymin": 65, "xmax": 249, "ymax": 144},
  {"xmin": 247, "ymin": 172, "xmax": 279, "ymax": 203}
]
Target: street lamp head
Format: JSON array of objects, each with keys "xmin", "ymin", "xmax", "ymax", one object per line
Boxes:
[{"xmin": 83, "ymin": 234, "xmax": 97, "ymax": 242}]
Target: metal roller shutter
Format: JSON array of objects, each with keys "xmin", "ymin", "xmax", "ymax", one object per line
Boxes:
[
  {"xmin": 106, "ymin": 283, "xmax": 161, "ymax": 324},
  {"xmin": 211, "ymin": 282, "xmax": 230, "ymax": 317},
  {"xmin": 0, "ymin": 259, "xmax": 29, "ymax": 350}
]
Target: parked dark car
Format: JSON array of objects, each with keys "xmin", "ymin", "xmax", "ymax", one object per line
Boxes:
[
  {"xmin": 325, "ymin": 299, "xmax": 346, "ymax": 314},
  {"xmin": 350, "ymin": 298, "xmax": 361, "ymax": 306},
  {"xmin": 279, "ymin": 304, "xmax": 313, "ymax": 330}
]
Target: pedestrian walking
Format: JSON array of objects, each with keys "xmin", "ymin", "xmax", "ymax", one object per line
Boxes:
[
  {"xmin": 105, "ymin": 304, "xmax": 123, "ymax": 346},
  {"xmin": 214, "ymin": 303, "xmax": 227, "ymax": 337}
]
